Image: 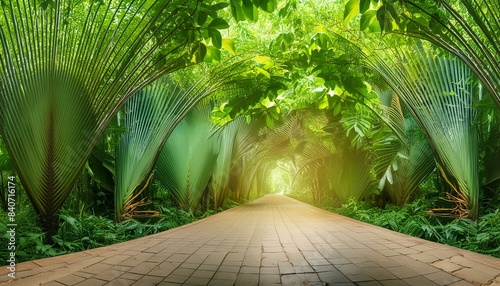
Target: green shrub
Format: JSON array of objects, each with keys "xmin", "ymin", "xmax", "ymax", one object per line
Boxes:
[{"xmin": 328, "ymin": 199, "xmax": 500, "ymax": 258}]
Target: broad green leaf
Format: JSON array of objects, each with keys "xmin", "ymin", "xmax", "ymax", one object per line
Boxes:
[
  {"xmin": 344, "ymin": 0, "xmax": 360, "ymax": 24},
  {"xmin": 222, "ymin": 38, "xmax": 236, "ymax": 55},
  {"xmin": 360, "ymin": 0, "xmax": 370, "ymax": 13},
  {"xmin": 258, "ymin": 0, "xmax": 278, "ymax": 12},
  {"xmin": 209, "ymin": 28, "xmax": 223, "ymax": 49},
  {"xmin": 192, "ymin": 42, "xmax": 207, "ymax": 63},
  {"xmin": 266, "ymin": 114, "xmax": 275, "ymax": 128},
  {"xmin": 333, "ymin": 101, "xmax": 342, "ymax": 116},
  {"xmin": 318, "ymin": 95, "xmax": 329, "ymax": 109},
  {"xmin": 212, "ymin": 2, "xmax": 230, "ymax": 10},
  {"xmin": 360, "ymin": 10, "xmax": 377, "ymax": 31},
  {"xmin": 230, "ymin": 0, "xmax": 246, "ymax": 21},
  {"xmin": 376, "ymin": 5, "xmax": 387, "ymax": 32},
  {"xmin": 204, "ymin": 45, "xmax": 221, "ymax": 63},
  {"xmin": 242, "ymin": 0, "xmax": 258, "ymax": 21},
  {"xmin": 208, "ymin": 18, "xmax": 230, "ymax": 29},
  {"xmin": 198, "ymin": 11, "xmax": 208, "ymax": 26}
]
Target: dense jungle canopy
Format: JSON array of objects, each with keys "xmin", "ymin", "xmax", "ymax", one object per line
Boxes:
[{"xmin": 1, "ymin": 0, "xmax": 500, "ymax": 262}]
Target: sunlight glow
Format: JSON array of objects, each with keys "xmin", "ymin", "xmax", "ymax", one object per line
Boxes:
[{"xmin": 267, "ymin": 159, "xmax": 294, "ymax": 195}]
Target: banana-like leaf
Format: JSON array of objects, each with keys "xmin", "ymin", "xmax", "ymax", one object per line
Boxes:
[
  {"xmin": 155, "ymin": 107, "xmax": 218, "ymax": 214},
  {"xmin": 369, "ymin": 47, "xmax": 480, "ymax": 218},
  {"xmin": 0, "ymin": 0, "xmax": 196, "ymax": 233}
]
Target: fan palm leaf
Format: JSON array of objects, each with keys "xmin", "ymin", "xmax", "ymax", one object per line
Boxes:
[
  {"xmin": 367, "ymin": 47, "xmax": 480, "ymax": 218},
  {"xmin": 328, "ymin": 147, "xmax": 375, "ymax": 203},
  {"xmin": 155, "ymin": 106, "xmax": 218, "ymax": 214},
  {"xmin": 210, "ymin": 117, "xmax": 259, "ymax": 210},
  {"xmin": 399, "ymin": 0, "xmax": 500, "ymax": 108},
  {"xmin": 115, "ymin": 78, "xmax": 190, "ymax": 221},
  {"xmin": 372, "ymin": 91, "xmax": 435, "ymax": 205},
  {"xmin": 0, "ymin": 0, "xmax": 196, "ymax": 234}
]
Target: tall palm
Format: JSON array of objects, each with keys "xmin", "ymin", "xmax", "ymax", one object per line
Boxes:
[
  {"xmin": 115, "ymin": 78, "xmax": 189, "ymax": 221},
  {"xmin": 0, "ymin": 0, "xmax": 197, "ymax": 235},
  {"xmin": 155, "ymin": 106, "xmax": 218, "ymax": 214},
  {"xmin": 372, "ymin": 90, "xmax": 435, "ymax": 205},
  {"xmin": 366, "ymin": 47, "xmax": 480, "ymax": 219},
  {"xmin": 350, "ymin": 0, "xmax": 500, "ymax": 108}
]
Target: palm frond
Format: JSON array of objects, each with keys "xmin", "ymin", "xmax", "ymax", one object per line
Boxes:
[
  {"xmin": 369, "ymin": 46, "xmax": 480, "ymax": 218},
  {"xmin": 328, "ymin": 148, "xmax": 375, "ymax": 203},
  {"xmin": 115, "ymin": 77, "xmax": 191, "ymax": 221},
  {"xmin": 210, "ymin": 117, "xmax": 262, "ymax": 209},
  {"xmin": 372, "ymin": 91, "xmax": 435, "ymax": 205},
  {"xmin": 0, "ymin": 0, "xmax": 197, "ymax": 233},
  {"xmin": 155, "ymin": 106, "xmax": 217, "ymax": 214},
  {"xmin": 401, "ymin": 0, "xmax": 500, "ymax": 108}
]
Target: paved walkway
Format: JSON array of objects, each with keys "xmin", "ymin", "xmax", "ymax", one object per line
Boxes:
[{"xmin": 1, "ymin": 195, "xmax": 500, "ymax": 286}]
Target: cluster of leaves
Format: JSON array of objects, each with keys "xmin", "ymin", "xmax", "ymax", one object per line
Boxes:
[{"xmin": 329, "ymin": 198, "xmax": 500, "ymax": 258}]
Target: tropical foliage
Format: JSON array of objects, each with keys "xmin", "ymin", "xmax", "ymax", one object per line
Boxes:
[
  {"xmin": 155, "ymin": 107, "xmax": 218, "ymax": 214},
  {"xmin": 0, "ymin": 0, "xmax": 198, "ymax": 236},
  {"xmin": 1, "ymin": 0, "xmax": 500, "ymax": 265}
]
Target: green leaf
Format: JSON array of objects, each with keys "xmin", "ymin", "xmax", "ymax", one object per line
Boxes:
[
  {"xmin": 385, "ymin": 165, "xmax": 393, "ymax": 184},
  {"xmin": 376, "ymin": 5, "xmax": 387, "ymax": 32},
  {"xmin": 230, "ymin": 0, "xmax": 246, "ymax": 21},
  {"xmin": 198, "ymin": 11, "xmax": 208, "ymax": 26},
  {"xmin": 208, "ymin": 18, "xmax": 230, "ymax": 29},
  {"xmin": 344, "ymin": 0, "xmax": 360, "ymax": 24},
  {"xmin": 319, "ymin": 95, "xmax": 329, "ymax": 109},
  {"xmin": 209, "ymin": 28, "xmax": 222, "ymax": 49},
  {"xmin": 386, "ymin": 3, "xmax": 399, "ymax": 24},
  {"xmin": 222, "ymin": 38, "xmax": 236, "ymax": 55},
  {"xmin": 193, "ymin": 42, "xmax": 207, "ymax": 63},
  {"xmin": 204, "ymin": 46, "xmax": 221, "ymax": 63},
  {"xmin": 266, "ymin": 114, "xmax": 275, "ymax": 128},
  {"xmin": 212, "ymin": 2, "xmax": 230, "ymax": 11},
  {"xmin": 359, "ymin": 0, "xmax": 370, "ymax": 14},
  {"xmin": 258, "ymin": 0, "xmax": 278, "ymax": 12},
  {"xmin": 333, "ymin": 101, "xmax": 342, "ymax": 116},
  {"xmin": 360, "ymin": 10, "xmax": 377, "ymax": 31},
  {"xmin": 242, "ymin": 0, "xmax": 258, "ymax": 21}
]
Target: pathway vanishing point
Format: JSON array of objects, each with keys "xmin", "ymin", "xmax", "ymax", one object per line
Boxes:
[{"xmin": 1, "ymin": 195, "xmax": 500, "ymax": 286}]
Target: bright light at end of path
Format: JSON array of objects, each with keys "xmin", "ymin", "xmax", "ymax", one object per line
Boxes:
[{"xmin": 268, "ymin": 160, "xmax": 293, "ymax": 195}]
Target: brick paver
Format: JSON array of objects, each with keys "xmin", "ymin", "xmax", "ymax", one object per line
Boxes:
[{"xmin": 1, "ymin": 195, "xmax": 500, "ymax": 285}]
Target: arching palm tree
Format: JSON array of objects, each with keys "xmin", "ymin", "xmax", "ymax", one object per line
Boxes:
[
  {"xmin": 0, "ymin": 0, "xmax": 197, "ymax": 236},
  {"xmin": 367, "ymin": 47, "xmax": 480, "ymax": 219},
  {"xmin": 155, "ymin": 106, "xmax": 218, "ymax": 214}
]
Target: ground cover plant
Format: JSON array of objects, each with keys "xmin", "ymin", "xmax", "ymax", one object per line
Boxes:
[{"xmin": 328, "ymin": 197, "xmax": 500, "ymax": 258}]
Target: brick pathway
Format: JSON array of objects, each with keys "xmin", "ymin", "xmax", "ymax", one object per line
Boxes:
[{"xmin": 1, "ymin": 195, "xmax": 500, "ymax": 286}]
